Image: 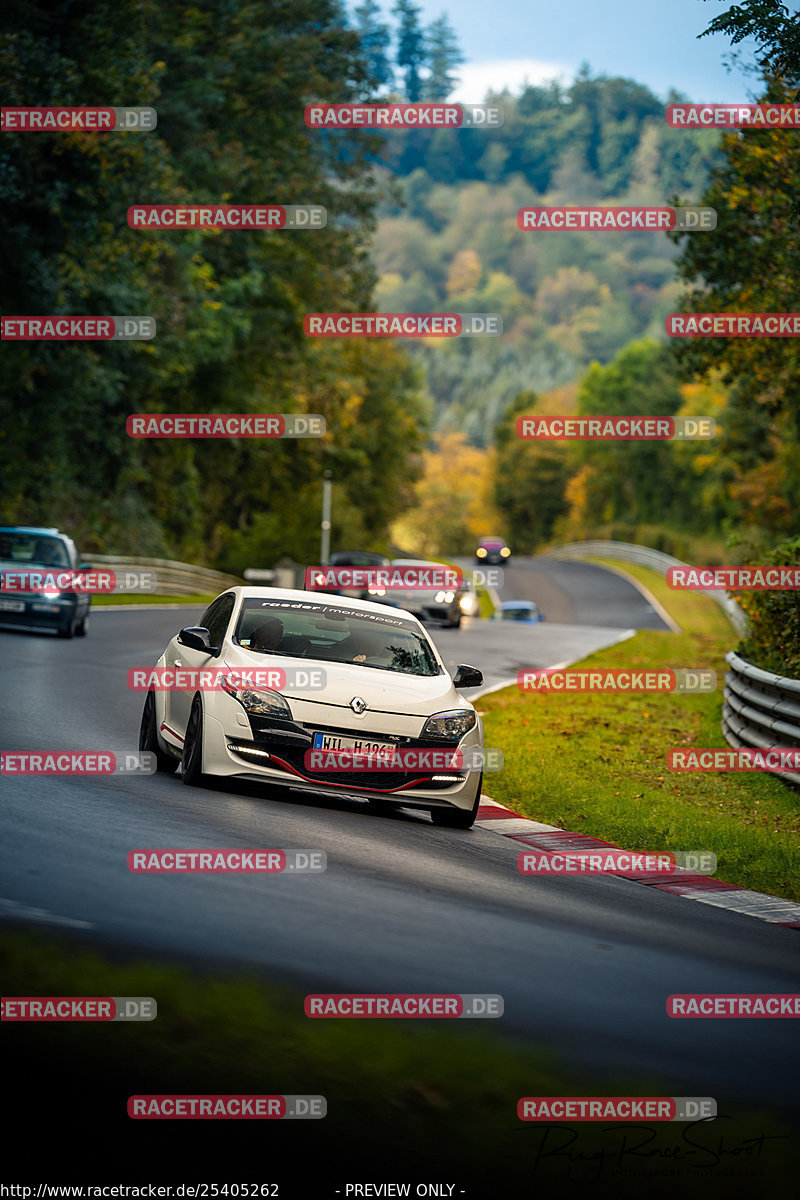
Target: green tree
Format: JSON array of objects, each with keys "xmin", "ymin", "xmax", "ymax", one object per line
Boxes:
[
  {"xmin": 422, "ymin": 15, "xmax": 463, "ymax": 101},
  {"xmin": 698, "ymin": 0, "xmax": 800, "ymax": 82},
  {"xmin": 668, "ymin": 73, "xmax": 800, "ymax": 541},
  {"xmin": 354, "ymin": 0, "xmax": 394, "ymax": 91},
  {"xmin": 493, "ymin": 392, "xmax": 571, "ymax": 553},
  {"xmin": 0, "ymin": 0, "xmax": 427, "ymax": 564},
  {"xmin": 572, "ymin": 341, "xmax": 684, "ymax": 526},
  {"xmin": 393, "ymin": 0, "xmax": 425, "ymax": 101}
]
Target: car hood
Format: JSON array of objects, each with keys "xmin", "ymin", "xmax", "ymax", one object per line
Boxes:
[{"xmin": 221, "ymin": 647, "xmax": 467, "ymax": 718}]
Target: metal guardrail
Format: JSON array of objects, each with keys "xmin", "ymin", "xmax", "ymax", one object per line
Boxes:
[
  {"xmin": 91, "ymin": 554, "xmax": 242, "ymax": 595},
  {"xmin": 548, "ymin": 542, "xmax": 799, "ymax": 787},
  {"xmin": 547, "ymin": 540, "xmax": 748, "ymax": 635},
  {"xmin": 722, "ymin": 650, "xmax": 800, "ymax": 787}
]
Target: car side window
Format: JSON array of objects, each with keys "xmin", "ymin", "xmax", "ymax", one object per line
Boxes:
[{"xmin": 201, "ymin": 594, "xmax": 235, "ymax": 648}]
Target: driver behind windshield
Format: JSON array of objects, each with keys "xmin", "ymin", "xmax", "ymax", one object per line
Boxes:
[
  {"xmin": 250, "ymin": 617, "xmax": 284, "ymax": 651},
  {"xmin": 36, "ymin": 540, "xmax": 67, "ymax": 567}
]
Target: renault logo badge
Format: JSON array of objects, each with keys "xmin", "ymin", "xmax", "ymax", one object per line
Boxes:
[{"xmin": 350, "ymin": 696, "xmax": 367, "ymax": 714}]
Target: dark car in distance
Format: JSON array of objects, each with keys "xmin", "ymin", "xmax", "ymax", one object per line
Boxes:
[
  {"xmin": 476, "ymin": 537, "xmax": 511, "ymax": 565},
  {"xmin": 0, "ymin": 526, "xmax": 92, "ymax": 637},
  {"xmin": 311, "ymin": 550, "xmax": 392, "ymax": 601}
]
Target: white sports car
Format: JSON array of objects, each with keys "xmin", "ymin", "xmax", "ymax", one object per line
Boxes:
[{"xmin": 139, "ymin": 587, "xmax": 485, "ymax": 828}]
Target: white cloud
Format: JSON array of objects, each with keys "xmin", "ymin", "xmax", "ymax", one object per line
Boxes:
[{"xmin": 447, "ymin": 58, "xmax": 575, "ymax": 103}]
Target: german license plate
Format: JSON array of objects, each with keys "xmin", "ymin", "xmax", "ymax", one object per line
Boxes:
[
  {"xmin": 312, "ymin": 732, "xmax": 396, "ymax": 760},
  {"xmin": 0, "ymin": 599, "xmax": 24, "ymax": 612}
]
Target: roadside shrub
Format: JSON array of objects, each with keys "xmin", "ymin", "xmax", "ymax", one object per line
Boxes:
[{"xmin": 736, "ymin": 535, "xmax": 800, "ymax": 677}]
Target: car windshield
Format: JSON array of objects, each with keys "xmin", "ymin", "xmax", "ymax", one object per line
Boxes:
[
  {"xmin": 329, "ymin": 551, "xmax": 389, "ymax": 566},
  {"xmin": 502, "ymin": 607, "xmax": 531, "ymax": 620},
  {"xmin": 234, "ymin": 598, "xmax": 442, "ymax": 676},
  {"xmin": 0, "ymin": 533, "xmax": 69, "ymax": 567}
]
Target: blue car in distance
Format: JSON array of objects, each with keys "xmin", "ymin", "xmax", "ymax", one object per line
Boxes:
[{"xmin": 493, "ymin": 600, "xmax": 544, "ymax": 624}]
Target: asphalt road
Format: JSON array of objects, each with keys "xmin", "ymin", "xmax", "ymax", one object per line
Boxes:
[
  {"xmin": 1, "ymin": 569, "xmax": 799, "ymax": 1123},
  {"xmin": 455, "ymin": 552, "xmax": 672, "ymax": 629}
]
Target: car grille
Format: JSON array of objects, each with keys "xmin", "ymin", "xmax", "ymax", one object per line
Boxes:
[{"xmin": 231, "ymin": 717, "xmax": 465, "ymax": 792}]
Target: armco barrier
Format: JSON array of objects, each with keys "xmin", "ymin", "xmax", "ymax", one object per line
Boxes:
[
  {"xmin": 722, "ymin": 650, "xmax": 800, "ymax": 787},
  {"xmin": 90, "ymin": 554, "xmax": 242, "ymax": 596},
  {"xmin": 547, "ymin": 540, "xmax": 747, "ymax": 635}
]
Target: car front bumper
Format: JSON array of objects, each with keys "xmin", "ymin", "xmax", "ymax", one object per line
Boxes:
[
  {"xmin": 166, "ymin": 691, "xmax": 483, "ymax": 813},
  {"xmin": 0, "ymin": 594, "xmax": 87, "ymax": 632}
]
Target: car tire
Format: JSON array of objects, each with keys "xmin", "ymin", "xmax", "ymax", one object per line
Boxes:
[
  {"xmin": 449, "ymin": 612, "xmax": 462, "ymax": 628},
  {"xmin": 57, "ymin": 609, "xmax": 78, "ymax": 638},
  {"xmin": 181, "ymin": 695, "xmax": 207, "ymax": 786},
  {"xmin": 429, "ymin": 772, "xmax": 482, "ymax": 830},
  {"xmin": 138, "ymin": 690, "xmax": 177, "ymax": 773},
  {"xmin": 75, "ymin": 610, "xmax": 89, "ymax": 637}
]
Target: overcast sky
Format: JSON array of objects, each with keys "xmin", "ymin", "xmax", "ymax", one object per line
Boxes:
[{"xmin": 354, "ymin": 0, "xmax": 763, "ymax": 103}]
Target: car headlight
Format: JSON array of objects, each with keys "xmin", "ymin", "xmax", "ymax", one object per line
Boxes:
[
  {"xmin": 500, "ymin": 547, "xmax": 511, "ymax": 557},
  {"xmin": 220, "ymin": 676, "xmax": 292, "ymax": 718},
  {"xmin": 476, "ymin": 547, "xmax": 487, "ymax": 557},
  {"xmin": 368, "ymin": 586, "xmax": 386, "ymax": 596},
  {"xmin": 421, "ymin": 709, "xmax": 477, "ymax": 741},
  {"xmin": 434, "ymin": 590, "xmax": 455, "ymax": 603}
]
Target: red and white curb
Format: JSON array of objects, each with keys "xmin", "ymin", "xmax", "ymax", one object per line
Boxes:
[{"xmin": 475, "ymin": 796, "xmax": 800, "ymax": 931}]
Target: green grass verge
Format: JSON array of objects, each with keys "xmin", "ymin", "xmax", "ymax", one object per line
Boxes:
[
  {"xmin": 91, "ymin": 593, "xmax": 216, "ymax": 606},
  {"xmin": 477, "ymin": 586, "xmax": 495, "ymax": 618},
  {"xmin": 480, "ymin": 559, "xmax": 800, "ymax": 902},
  {"xmin": 2, "ymin": 929, "xmax": 795, "ymax": 1193}
]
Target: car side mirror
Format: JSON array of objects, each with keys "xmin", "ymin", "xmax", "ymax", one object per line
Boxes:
[
  {"xmin": 178, "ymin": 626, "xmax": 217, "ymax": 654},
  {"xmin": 78, "ymin": 561, "xmax": 93, "ymax": 570},
  {"xmin": 453, "ymin": 664, "xmax": 483, "ymax": 688}
]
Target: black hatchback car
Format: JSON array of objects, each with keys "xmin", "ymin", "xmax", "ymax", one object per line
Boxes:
[
  {"xmin": 311, "ymin": 550, "xmax": 392, "ymax": 601},
  {"xmin": 0, "ymin": 526, "xmax": 92, "ymax": 637}
]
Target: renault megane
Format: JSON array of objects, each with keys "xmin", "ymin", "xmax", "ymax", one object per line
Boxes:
[{"xmin": 138, "ymin": 587, "xmax": 485, "ymax": 828}]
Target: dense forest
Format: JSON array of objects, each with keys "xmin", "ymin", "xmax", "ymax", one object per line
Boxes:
[
  {"xmin": 0, "ymin": 0, "xmax": 427, "ymax": 569},
  {"xmin": 372, "ymin": 71, "xmax": 722, "ymax": 447},
  {"xmin": 1, "ymin": 0, "xmax": 798, "ymax": 581}
]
